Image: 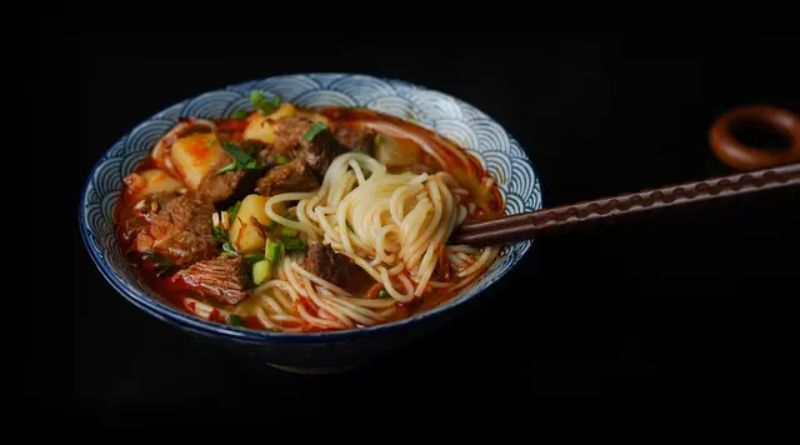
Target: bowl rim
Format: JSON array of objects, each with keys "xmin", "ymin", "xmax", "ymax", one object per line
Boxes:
[{"xmin": 78, "ymin": 72, "xmax": 542, "ymax": 343}]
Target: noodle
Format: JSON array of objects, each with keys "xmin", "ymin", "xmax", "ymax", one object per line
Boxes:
[{"xmin": 248, "ymin": 152, "xmax": 498, "ymax": 332}]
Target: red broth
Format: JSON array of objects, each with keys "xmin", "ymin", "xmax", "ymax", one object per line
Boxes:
[{"xmin": 115, "ymin": 107, "xmax": 504, "ymax": 331}]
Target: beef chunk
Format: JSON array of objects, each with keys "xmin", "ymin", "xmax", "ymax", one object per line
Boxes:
[
  {"xmin": 254, "ymin": 158, "xmax": 320, "ymax": 196},
  {"xmin": 238, "ymin": 139, "xmax": 268, "ymax": 155},
  {"xmin": 123, "ymin": 193, "xmax": 217, "ymax": 266},
  {"xmin": 301, "ymin": 128, "xmax": 344, "ymax": 176},
  {"xmin": 198, "ymin": 167, "xmax": 246, "ymax": 204},
  {"xmin": 268, "ymin": 117, "xmax": 316, "ymax": 154},
  {"xmin": 299, "ymin": 130, "xmax": 340, "ymax": 175},
  {"xmin": 197, "ymin": 140, "xmax": 267, "ymax": 206},
  {"xmin": 302, "ymin": 244, "xmax": 353, "ymax": 287},
  {"xmin": 253, "ymin": 118, "xmax": 348, "ymax": 196},
  {"xmin": 270, "ymin": 117, "xmax": 346, "ymax": 175},
  {"xmin": 332, "ymin": 125, "xmax": 376, "ymax": 152},
  {"xmin": 173, "ymin": 256, "xmax": 249, "ymax": 305},
  {"xmin": 198, "ymin": 164, "xmax": 261, "ymax": 207}
]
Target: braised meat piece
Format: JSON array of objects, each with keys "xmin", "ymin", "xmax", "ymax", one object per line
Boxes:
[
  {"xmin": 238, "ymin": 139, "xmax": 268, "ymax": 157},
  {"xmin": 172, "ymin": 256, "xmax": 249, "ymax": 305},
  {"xmin": 122, "ymin": 192, "xmax": 217, "ymax": 266},
  {"xmin": 198, "ymin": 163, "xmax": 261, "ymax": 207},
  {"xmin": 197, "ymin": 140, "xmax": 267, "ymax": 206},
  {"xmin": 255, "ymin": 117, "xmax": 347, "ymax": 195},
  {"xmin": 254, "ymin": 158, "xmax": 320, "ymax": 196},
  {"xmin": 302, "ymin": 244, "xmax": 353, "ymax": 287},
  {"xmin": 295, "ymin": 125, "xmax": 346, "ymax": 176}
]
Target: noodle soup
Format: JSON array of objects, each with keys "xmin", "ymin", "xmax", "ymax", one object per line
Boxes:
[{"xmin": 115, "ymin": 94, "xmax": 503, "ymax": 333}]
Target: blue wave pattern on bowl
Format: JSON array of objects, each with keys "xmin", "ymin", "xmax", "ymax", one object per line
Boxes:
[{"xmin": 80, "ymin": 74, "xmax": 541, "ymax": 346}]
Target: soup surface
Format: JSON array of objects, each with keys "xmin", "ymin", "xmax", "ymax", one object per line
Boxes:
[{"xmin": 116, "ymin": 93, "xmax": 503, "ymax": 332}]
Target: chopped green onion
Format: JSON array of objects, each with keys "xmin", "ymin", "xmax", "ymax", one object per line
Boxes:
[
  {"xmin": 212, "ymin": 226, "xmax": 228, "ymax": 244},
  {"xmin": 231, "ymin": 109, "xmax": 249, "ymax": 120},
  {"xmin": 243, "ymin": 253, "xmax": 265, "ymax": 265},
  {"xmin": 250, "ymin": 90, "xmax": 281, "ymax": 115},
  {"xmin": 215, "ymin": 162, "xmax": 238, "ymax": 176},
  {"xmin": 303, "ymin": 122, "xmax": 327, "ymax": 141},
  {"xmin": 281, "ymin": 226, "xmax": 299, "ymax": 238},
  {"xmin": 222, "ymin": 241, "xmax": 238, "ymax": 256},
  {"xmin": 141, "ymin": 252, "xmax": 174, "ymax": 277},
  {"xmin": 222, "ymin": 142, "xmax": 253, "ymax": 165},
  {"xmin": 284, "ymin": 238, "xmax": 306, "ymax": 252},
  {"xmin": 266, "ymin": 240, "xmax": 282, "ymax": 263},
  {"xmin": 228, "ymin": 314, "xmax": 243, "ymax": 326},
  {"xmin": 266, "ymin": 219, "xmax": 278, "ymax": 230},
  {"xmin": 252, "ymin": 259, "xmax": 272, "ymax": 285},
  {"xmin": 217, "ymin": 142, "xmax": 261, "ymax": 174},
  {"xmin": 227, "ymin": 201, "xmax": 242, "ymax": 225},
  {"xmin": 242, "ymin": 159, "xmax": 260, "ymax": 170},
  {"xmin": 257, "ymin": 102, "xmax": 277, "ymax": 115},
  {"xmin": 379, "ymin": 289, "xmax": 389, "ymax": 299},
  {"xmin": 250, "ymin": 90, "xmax": 265, "ymax": 105},
  {"xmin": 274, "ymin": 155, "xmax": 290, "ymax": 165}
]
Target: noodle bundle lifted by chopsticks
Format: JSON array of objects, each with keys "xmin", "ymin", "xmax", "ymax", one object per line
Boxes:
[{"xmin": 253, "ymin": 152, "xmax": 497, "ymax": 331}]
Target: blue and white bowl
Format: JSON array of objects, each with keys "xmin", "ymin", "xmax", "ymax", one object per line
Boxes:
[{"xmin": 79, "ymin": 73, "xmax": 542, "ymax": 372}]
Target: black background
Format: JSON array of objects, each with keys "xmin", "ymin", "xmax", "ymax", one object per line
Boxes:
[{"xmin": 34, "ymin": 8, "xmax": 800, "ymax": 436}]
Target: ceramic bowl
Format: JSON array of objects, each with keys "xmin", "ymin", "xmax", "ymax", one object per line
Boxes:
[{"xmin": 79, "ymin": 73, "xmax": 542, "ymax": 372}]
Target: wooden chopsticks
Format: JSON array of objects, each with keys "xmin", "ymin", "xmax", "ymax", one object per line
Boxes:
[{"xmin": 450, "ymin": 162, "xmax": 800, "ymax": 246}]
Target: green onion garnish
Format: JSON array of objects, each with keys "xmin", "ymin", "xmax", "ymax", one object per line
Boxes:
[
  {"xmin": 251, "ymin": 259, "xmax": 272, "ymax": 285},
  {"xmin": 222, "ymin": 241, "xmax": 238, "ymax": 256},
  {"xmin": 281, "ymin": 226, "xmax": 299, "ymax": 238},
  {"xmin": 222, "ymin": 142, "xmax": 253, "ymax": 165},
  {"xmin": 303, "ymin": 122, "xmax": 327, "ymax": 141},
  {"xmin": 284, "ymin": 238, "xmax": 306, "ymax": 252},
  {"xmin": 228, "ymin": 314, "xmax": 243, "ymax": 326},
  {"xmin": 243, "ymin": 253, "xmax": 265, "ymax": 265},
  {"xmin": 216, "ymin": 142, "xmax": 261, "ymax": 175},
  {"xmin": 275, "ymin": 155, "xmax": 290, "ymax": 165},
  {"xmin": 250, "ymin": 90, "xmax": 281, "ymax": 115},
  {"xmin": 250, "ymin": 90, "xmax": 265, "ymax": 105},
  {"xmin": 212, "ymin": 226, "xmax": 228, "ymax": 244},
  {"xmin": 227, "ymin": 201, "xmax": 242, "ymax": 225},
  {"xmin": 379, "ymin": 289, "xmax": 389, "ymax": 298},
  {"xmin": 215, "ymin": 162, "xmax": 238, "ymax": 175},
  {"xmin": 266, "ymin": 239, "xmax": 282, "ymax": 263},
  {"xmin": 231, "ymin": 109, "xmax": 249, "ymax": 120}
]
